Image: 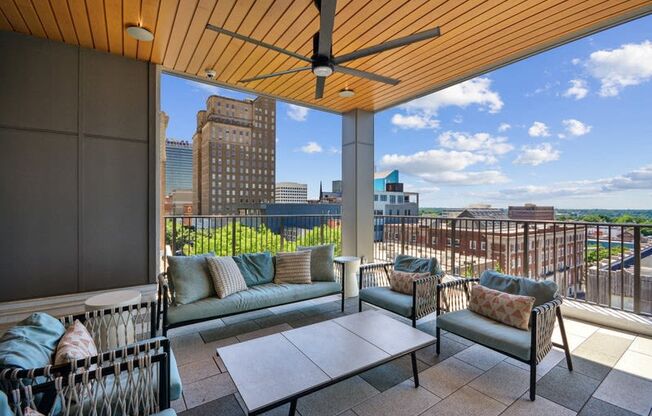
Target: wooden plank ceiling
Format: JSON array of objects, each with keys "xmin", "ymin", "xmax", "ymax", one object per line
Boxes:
[{"xmin": 1, "ymin": 0, "xmax": 651, "ymax": 113}]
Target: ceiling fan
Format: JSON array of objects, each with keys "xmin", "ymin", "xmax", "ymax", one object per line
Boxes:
[{"xmin": 205, "ymin": 0, "xmax": 441, "ymax": 99}]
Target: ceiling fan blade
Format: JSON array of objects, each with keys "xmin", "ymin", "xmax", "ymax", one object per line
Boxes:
[
  {"xmin": 315, "ymin": 76, "xmax": 326, "ymax": 99},
  {"xmin": 335, "ymin": 65, "xmax": 400, "ymax": 85},
  {"xmin": 239, "ymin": 66, "xmax": 312, "ymax": 83},
  {"xmin": 333, "ymin": 27, "xmax": 440, "ymax": 64},
  {"xmin": 317, "ymin": 0, "xmax": 336, "ymax": 56},
  {"xmin": 206, "ymin": 24, "xmax": 311, "ymax": 63}
]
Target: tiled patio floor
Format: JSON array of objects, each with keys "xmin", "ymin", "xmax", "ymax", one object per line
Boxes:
[{"xmin": 169, "ymin": 295, "xmax": 652, "ymax": 416}]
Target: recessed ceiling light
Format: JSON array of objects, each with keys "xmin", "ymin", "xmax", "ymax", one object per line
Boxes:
[
  {"xmin": 339, "ymin": 88, "xmax": 355, "ymax": 98},
  {"xmin": 313, "ymin": 65, "xmax": 333, "ymax": 77},
  {"xmin": 126, "ymin": 25, "xmax": 154, "ymax": 42}
]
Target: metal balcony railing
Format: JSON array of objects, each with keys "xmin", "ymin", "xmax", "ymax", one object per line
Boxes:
[{"xmin": 165, "ymin": 214, "xmax": 651, "ymax": 316}]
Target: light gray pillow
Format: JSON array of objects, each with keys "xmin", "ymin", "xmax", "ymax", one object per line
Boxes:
[
  {"xmin": 206, "ymin": 256, "xmax": 248, "ymax": 299},
  {"xmin": 298, "ymin": 244, "xmax": 335, "ymax": 282},
  {"xmin": 167, "ymin": 253, "xmax": 216, "ymax": 304}
]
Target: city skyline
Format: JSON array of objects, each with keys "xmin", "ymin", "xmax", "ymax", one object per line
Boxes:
[{"xmin": 161, "ymin": 14, "xmax": 652, "ymax": 209}]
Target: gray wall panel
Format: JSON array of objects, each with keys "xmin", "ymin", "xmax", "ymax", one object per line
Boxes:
[
  {"xmin": 0, "ymin": 129, "xmax": 78, "ymax": 301},
  {"xmin": 0, "ymin": 31, "xmax": 78, "ymax": 133}
]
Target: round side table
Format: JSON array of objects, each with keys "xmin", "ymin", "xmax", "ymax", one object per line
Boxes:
[
  {"xmin": 334, "ymin": 256, "xmax": 361, "ymax": 298},
  {"xmin": 85, "ymin": 290, "xmax": 142, "ymax": 350}
]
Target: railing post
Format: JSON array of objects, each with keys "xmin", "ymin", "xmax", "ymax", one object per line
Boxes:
[
  {"xmin": 634, "ymin": 226, "xmax": 641, "ymax": 314},
  {"xmin": 320, "ymin": 216, "xmax": 325, "ymax": 244},
  {"xmin": 523, "ymin": 223, "xmax": 529, "ymax": 278},
  {"xmin": 279, "ymin": 217, "xmax": 285, "ymax": 252},
  {"xmin": 171, "ymin": 217, "xmax": 177, "ymax": 256},
  {"xmin": 231, "ymin": 219, "xmax": 236, "ymax": 256},
  {"xmin": 400, "ymin": 216, "xmax": 406, "ymax": 255},
  {"xmin": 450, "ymin": 219, "xmax": 457, "ymax": 275}
]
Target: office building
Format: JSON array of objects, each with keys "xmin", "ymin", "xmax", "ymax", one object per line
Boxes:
[
  {"xmin": 192, "ymin": 95, "xmax": 276, "ymax": 214},
  {"xmin": 275, "ymin": 182, "xmax": 307, "ymax": 203},
  {"xmin": 508, "ymin": 204, "xmax": 555, "ymax": 221},
  {"xmin": 165, "ymin": 139, "xmax": 193, "ymax": 195}
]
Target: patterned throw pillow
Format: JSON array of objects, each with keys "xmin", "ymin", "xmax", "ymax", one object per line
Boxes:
[
  {"xmin": 389, "ymin": 270, "xmax": 430, "ymax": 295},
  {"xmin": 54, "ymin": 320, "xmax": 98, "ymax": 365},
  {"xmin": 24, "ymin": 408, "xmax": 45, "ymax": 416},
  {"xmin": 468, "ymin": 285, "xmax": 535, "ymax": 330},
  {"xmin": 274, "ymin": 251, "xmax": 312, "ymax": 284},
  {"xmin": 206, "ymin": 256, "xmax": 248, "ymax": 299}
]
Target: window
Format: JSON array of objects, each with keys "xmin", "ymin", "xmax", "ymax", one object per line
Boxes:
[
  {"xmin": 470, "ymin": 241, "xmax": 477, "ymax": 249},
  {"xmin": 410, "ymin": 235, "xmax": 417, "ymax": 243},
  {"xmin": 481, "ymin": 242, "xmax": 486, "ymax": 250},
  {"xmin": 380, "ymin": 195, "xmax": 387, "ymax": 202},
  {"xmin": 374, "ymin": 195, "xmax": 378, "ymax": 201},
  {"xmin": 431, "ymin": 236, "xmax": 437, "ymax": 245},
  {"xmin": 454, "ymin": 239, "xmax": 460, "ymax": 247},
  {"xmin": 447, "ymin": 238, "xmax": 452, "ymax": 247},
  {"xmin": 389, "ymin": 195, "xmax": 396, "ymax": 204}
]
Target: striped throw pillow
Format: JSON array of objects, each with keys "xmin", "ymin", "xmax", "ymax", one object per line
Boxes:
[
  {"xmin": 274, "ymin": 251, "xmax": 312, "ymax": 284},
  {"xmin": 206, "ymin": 256, "xmax": 248, "ymax": 298}
]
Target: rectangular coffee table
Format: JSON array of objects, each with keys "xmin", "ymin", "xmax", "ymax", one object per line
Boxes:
[{"xmin": 216, "ymin": 310, "xmax": 436, "ymax": 415}]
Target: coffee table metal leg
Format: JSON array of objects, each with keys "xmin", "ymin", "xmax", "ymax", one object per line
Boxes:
[
  {"xmin": 289, "ymin": 398, "xmax": 297, "ymax": 415},
  {"xmin": 411, "ymin": 352, "xmax": 419, "ymax": 387}
]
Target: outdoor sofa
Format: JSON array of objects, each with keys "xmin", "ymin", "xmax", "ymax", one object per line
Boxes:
[{"xmin": 159, "ymin": 245, "xmax": 344, "ymax": 336}]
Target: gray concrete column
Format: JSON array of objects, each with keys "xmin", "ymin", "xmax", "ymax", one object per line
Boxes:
[{"xmin": 341, "ymin": 109, "xmax": 374, "ymax": 261}]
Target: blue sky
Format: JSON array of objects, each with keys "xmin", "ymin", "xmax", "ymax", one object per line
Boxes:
[{"xmin": 161, "ymin": 15, "xmax": 652, "ymax": 209}]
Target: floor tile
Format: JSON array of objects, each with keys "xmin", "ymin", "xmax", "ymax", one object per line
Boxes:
[
  {"xmin": 505, "ymin": 347, "xmax": 565, "ymax": 380},
  {"xmin": 572, "ymin": 331, "xmax": 633, "ymax": 368},
  {"xmin": 297, "ymin": 376, "xmax": 378, "ymax": 416},
  {"xmin": 629, "ymin": 336, "xmax": 652, "ymax": 357},
  {"xmin": 416, "ymin": 319, "xmax": 438, "ymax": 337},
  {"xmin": 502, "ymin": 391, "xmax": 576, "ymax": 416},
  {"xmin": 213, "ymin": 355, "xmax": 227, "ymax": 372},
  {"xmin": 178, "ymin": 358, "xmax": 221, "ymax": 384},
  {"xmin": 171, "ymin": 398, "xmax": 187, "ymax": 413},
  {"xmin": 353, "ymin": 379, "xmax": 440, "ymax": 416},
  {"xmin": 169, "ymin": 318, "xmax": 225, "ymax": 338},
  {"xmin": 614, "ymin": 350, "xmax": 652, "ymax": 381},
  {"xmin": 359, "ymin": 355, "xmax": 429, "ymax": 392},
  {"xmin": 183, "ymin": 372, "xmax": 237, "ymax": 409},
  {"xmin": 288, "ymin": 314, "xmax": 334, "ymax": 328},
  {"xmin": 179, "ymin": 394, "xmax": 243, "ymax": 416},
  {"xmin": 420, "ymin": 386, "xmax": 505, "ymax": 416},
  {"xmin": 419, "ymin": 357, "xmax": 483, "ymax": 398},
  {"xmin": 579, "ymin": 397, "xmax": 639, "ymax": 416},
  {"xmin": 233, "ymin": 392, "xmax": 296, "ymax": 416},
  {"xmin": 235, "ymin": 323, "xmax": 293, "ymax": 342},
  {"xmin": 596, "ymin": 327, "xmax": 636, "ymax": 341},
  {"xmin": 416, "ymin": 335, "xmax": 468, "ymax": 367},
  {"xmin": 468, "ymin": 361, "xmax": 530, "ymax": 406},
  {"xmin": 594, "ymin": 369, "xmax": 652, "ymax": 416},
  {"xmin": 200, "ymin": 320, "xmax": 261, "ymax": 342},
  {"xmin": 562, "ymin": 319, "xmax": 600, "ymax": 338},
  {"xmin": 254, "ymin": 310, "xmax": 307, "ymax": 328},
  {"xmin": 454, "ymin": 344, "xmax": 506, "ymax": 371},
  {"xmin": 558, "ymin": 355, "xmax": 612, "ymax": 382},
  {"xmin": 536, "ymin": 366, "xmax": 600, "ymax": 411},
  {"xmin": 221, "ymin": 308, "xmax": 274, "ymax": 325},
  {"xmin": 443, "ymin": 332, "xmax": 475, "ymax": 347},
  {"xmin": 553, "ymin": 330, "xmax": 587, "ymax": 352}
]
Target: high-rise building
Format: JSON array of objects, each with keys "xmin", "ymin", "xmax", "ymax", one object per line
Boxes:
[
  {"xmin": 275, "ymin": 182, "xmax": 307, "ymax": 203},
  {"xmin": 508, "ymin": 204, "xmax": 555, "ymax": 221},
  {"xmin": 165, "ymin": 140, "xmax": 193, "ymax": 195},
  {"xmin": 192, "ymin": 95, "xmax": 276, "ymax": 215}
]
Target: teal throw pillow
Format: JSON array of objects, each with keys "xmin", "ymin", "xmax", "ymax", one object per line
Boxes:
[
  {"xmin": 167, "ymin": 253, "xmax": 216, "ymax": 304},
  {"xmin": 232, "ymin": 252, "xmax": 274, "ymax": 287}
]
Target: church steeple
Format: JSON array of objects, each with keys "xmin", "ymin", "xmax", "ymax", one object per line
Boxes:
[{"xmin": 319, "ymin": 181, "xmax": 323, "ymax": 201}]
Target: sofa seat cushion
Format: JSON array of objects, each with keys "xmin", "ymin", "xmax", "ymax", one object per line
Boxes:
[
  {"xmin": 167, "ymin": 282, "xmax": 341, "ymax": 325},
  {"xmin": 360, "ymin": 287, "xmax": 413, "ymax": 318},
  {"xmin": 437, "ymin": 309, "xmax": 532, "ymax": 361}
]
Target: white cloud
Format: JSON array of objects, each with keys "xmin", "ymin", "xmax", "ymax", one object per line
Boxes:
[
  {"xmin": 498, "ymin": 123, "xmax": 511, "ymax": 132},
  {"xmin": 187, "ymin": 80, "xmax": 220, "ymax": 95},
  {"xmin": 391, "ymin": 113, "xmax": 440, "ymax": 130},
  {"xmin": 513, "ymin": 143, "xmax": 560, "ymax": 166},
  {"xmin": 453, "ymin": 114, "xmax": 463, "ymax": 124},
  {"xmin": 438, "ymin": 131, "xmax": 513, "ymax": 161},
  {"xmin": 485, "ymin": 165, "xmax": 652, "ymax": 200},
  {"xmin": 563, "ymin": 79, "xmax": 589, "ymax": 100},
  {"xmin": 401, "ymin": 77, "xmax": 503, "ymax": 115},
  {"xmin": 328, "ymin": 146, "xmax": 341, "ymax": 155},
  {"xmin": 299, "ymin": 141, "xmax": 322, "ymax": 154},
  {"xmin": 586, "ymin": 40, "xmax": 652, "ymax": 96},
  {"xmin": 562, "ymin": 119, "xmax": 592, "ymax": 137},
  {"xmin": 287, "ymin": 104, "xmax": 309, "ymax": 121},
  {"xmin": 528, "ymin": 121, "xmax": 550, "ymax": 137},
  {"xmin": 571, "ymin": 58, "xmax": 581, "ymax": 65}
]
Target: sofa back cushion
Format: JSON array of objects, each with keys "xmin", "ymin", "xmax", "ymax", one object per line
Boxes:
[
  {"xmin": 206, "ymin": 256, "xmax": 249, "ymax": 299},
  {"xmin": 389, "ymin": 270, "xmax": 430, "ymax": 296},
  {"xmin": 469, "ymin": 285, "xmax": 535, "ymax": 330},
  {"xmin": 54, "ymin": 320, "xmax": 98, "ymax": 365},
  {"xmin": 0, "ymin": 313, "xmax": 66, "ymax": 370},
  {"xmin": 233, "ymin": 252, "xmax": 274, "ymax": 286},
  {"xmin": 167, "ymin": 253, "xmax": 216, "ymax": 304},
  {"xmin": 297, "ymin": 244, "xmax": 336, "ymax": 282},
  {"xmin": 394, "ymin": 255, "xmax": 442, "ymax": 276},
  {"xmin": 480, "ymin": 270, "xmax": 558, "ymax": 306},
  {"xmin": 274, "ymin": 251, "xmax": 312, "ymax": 284}
]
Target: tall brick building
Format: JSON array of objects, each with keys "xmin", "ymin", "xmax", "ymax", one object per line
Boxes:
[{"xmin": 192, "ymin": 95, "xmax": 276, "ymax": 215}]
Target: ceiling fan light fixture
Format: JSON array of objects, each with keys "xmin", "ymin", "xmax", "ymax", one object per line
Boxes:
[
  {"xmin": 339, "ymin": 88, "xmax": 355, "ymax": 98},
  {"xmin": 126, "ymin": 25, "xmax": 154, "ymax": 42},
  {"xmin": 313, "ymin": 65, "xmax": 333, "ymax": 77}
]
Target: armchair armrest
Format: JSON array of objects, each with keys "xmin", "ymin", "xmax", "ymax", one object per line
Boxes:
[
  {"xmin": 531, "ymin": 296, "xmax": 563, "ymax": 364},
  {"xmin": 412, "ymin": 274, "xmax": 442, "ymax": 320},
  {"xmin": 436, "ymin": 278, "xmax": 479, "ymax": 315},
  {"xmin": 359, "ymin": 262, "xmax": 394, "ymax": 290}
]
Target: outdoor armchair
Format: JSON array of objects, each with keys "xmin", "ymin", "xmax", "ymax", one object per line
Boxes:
[{"xmin": 435, "ymin": 272, "xmax": 573, "ymax": 401}]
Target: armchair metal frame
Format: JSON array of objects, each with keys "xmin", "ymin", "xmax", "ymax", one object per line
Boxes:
[
  {"xmin": 358, "ymin": 262, "xmax": 442, "ymax": 327},
  {"xmin": 436, "ymin": 278, "xmax": 573, "ymax": 400}
]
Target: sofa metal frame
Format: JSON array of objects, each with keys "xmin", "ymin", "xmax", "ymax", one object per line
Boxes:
[
  {"xmin": 357, "ymin": 262, "xmax": 442, "ymax": 327},
  {"xmin": 435, "ymin": 278, "xmax": 573, "ymax": 401},
  {"xmin": 158, "ymin": 261, "xmax": 346, "ymax": 336}
]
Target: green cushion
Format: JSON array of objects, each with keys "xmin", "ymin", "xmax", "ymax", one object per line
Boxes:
[
  {"xmin": 169, "ymin": 348, "xmax": 182, "ymax": 401},
  {"xmin": 394, "ymin": 255, "xmax": 442, "ymax": 276},
  {"xmin": 232, "ymin": 252, "xmax": 274, "ymax": 287},
  {"xmin": 360, "ymin": 287, "xmax": 413, "ymax": 318},
  {"xmin": 437, "ymin": 309, "xmax": 532, "ymax": 361},
  {"xmin": 0, "ymin": 313, "xmax": 66, "ymax": 370},
  {"xmin": 167, "ymin": 253, "xmax": 216, "ymax": 305},
  {"xmin": 480, "ymin": 270, "xmax": 558, "ymax": 306},
  {"xmin": 298, "ymin": 244, "xmax": 336, "ymax": 282},
  {"xmin": 153, "ymin": 410, "xmax": 177, "ymax": 416},
  {"xmin": 167, "ymin": 282, "xmax": 341, "ymax": 325}
]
